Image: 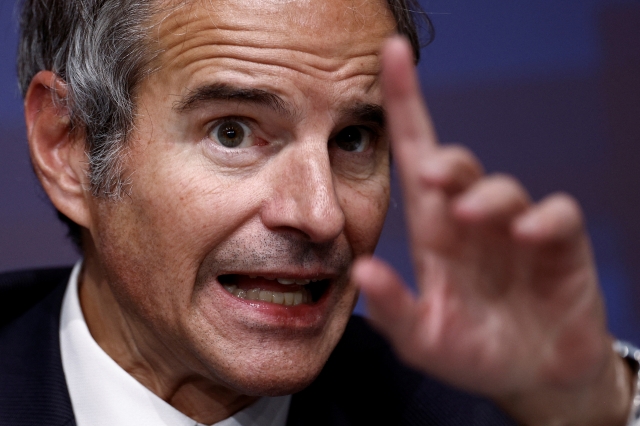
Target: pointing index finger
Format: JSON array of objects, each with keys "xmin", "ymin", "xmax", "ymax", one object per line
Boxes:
[
  {"xmin": 382, "ymin": 37, "xmax": 439, "ymax": 204},
  {"xmin": 382, "ymin": 37, "xmax": 438, "ymax": 149}
]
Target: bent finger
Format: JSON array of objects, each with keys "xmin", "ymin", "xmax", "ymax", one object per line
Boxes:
[
  {"xmin": 453, "ymin": 174, "xmax": 531, "ymax": 225},
  {"xmin": 512, "ymin": 192, "xmax": 585, "ymax": 244},
  {"xmin": 420, "ymin": 144, "xmax": 484, "ymax": 195}
]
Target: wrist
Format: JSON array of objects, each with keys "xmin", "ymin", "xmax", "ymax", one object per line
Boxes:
[
  {"xmin": 613, "ymin": 340, "xmax": 640, "ymax": 426},
  {"xmin": 498, "ymin": 339, "xmax": 635, "ymax": 426}
]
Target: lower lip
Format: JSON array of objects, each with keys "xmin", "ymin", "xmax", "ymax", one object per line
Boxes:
[{"xmin": 213, "ymin": 280, "xmax": 335, "ymax": 329}]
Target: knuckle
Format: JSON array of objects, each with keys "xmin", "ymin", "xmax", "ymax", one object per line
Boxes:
[
  {"xmin": 482, "ymin": 173, "xmax": 530, "ymax": 203},
  {"xmin": 442, "ymin": 144, "xmax": 483, "ymax": 175}
]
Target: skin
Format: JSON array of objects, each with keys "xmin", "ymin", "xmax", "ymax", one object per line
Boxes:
[
  {"xmin": 23, "ymin": 0, "xmax": 633, "ymax": 425},
  {"xmin": 353, "ymin": 39, "xmax": 634, "ymax": 425},
  {"xmin": 28, "ymin": 0, "xmax": 394, "ymax": 423}
]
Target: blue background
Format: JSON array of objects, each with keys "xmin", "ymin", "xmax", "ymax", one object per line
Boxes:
[{"xmin": 1, "ymin": 0, "xmax": 639, "ymax": 342}]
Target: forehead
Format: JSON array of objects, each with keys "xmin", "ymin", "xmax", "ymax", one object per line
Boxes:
[
  {"xmin": 155, "ymin": 0, "xmax": 395, "ymax": 44},
  {"xmin": 150, "ymin": 0, "xmax": 396, "ymax": 76}
]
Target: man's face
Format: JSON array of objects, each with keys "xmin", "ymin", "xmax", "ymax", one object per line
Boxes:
[{"xmin": 86, "ymin": 0, "xmax": 395, "ymax": 396}]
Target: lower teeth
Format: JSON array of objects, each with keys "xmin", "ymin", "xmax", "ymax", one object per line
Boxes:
[{"xmin": 222, "ymin": 284, "xmax": 310, "ymax": 306}]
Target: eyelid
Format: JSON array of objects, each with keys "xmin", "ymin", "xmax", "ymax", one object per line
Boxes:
[
  {"xmin": 330, "ymin": 124, "xmax": 371, "ymax": 141},
  {"xmin": 345, "ymin": 124, "xmax": 380, "ymax": 145},
  {"xmin": 207, "ymin": 116, "xmax": 254, "ymax": 134},
  {"xmin": 330, "ymin": 125, "xmax": 376, "ymax": 154}
]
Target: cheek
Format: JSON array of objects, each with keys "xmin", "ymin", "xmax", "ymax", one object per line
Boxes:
[
  {"xmin": 126, "ymin": 146, "xmax": 267, "ymax": 253},
  {"xmin": 89, "ymin": 157, "xmax": 266, "ymax": 311},
  {"xmin": 337, "ymin": 175, "xmax": 390, "ymax": 256}
]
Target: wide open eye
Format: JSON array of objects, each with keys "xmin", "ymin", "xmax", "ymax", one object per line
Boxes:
[
  {"xmin": 210, "ymin": 120, "xmax": 253, "ymax": 148},
  {"xmin": 333, "ymin": 126, "xmax": 371, "ymax": 153}
]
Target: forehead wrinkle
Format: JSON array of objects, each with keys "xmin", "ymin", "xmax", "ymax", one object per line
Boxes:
[
  {"xmin": 161, "ymin": 26, "xmax": 385, "ymax": 73},
  {"xmin": 151, "ymin": 0, "xmax": 395, "ymax": 71},
  {"xmin": 165, "ymin": 0, "xmax": 395, "ymax": 34},
  {"xmin": 163, "ymin": 52, "xmax": 382, "ymax": 122},
  {"xmin": 165, "ymin": 27, "xmax": 384, "ymax": 58},
  {"xmin": 167, "ymin": 48, "xmax": 381, "ymax": 87},
  {"xmin": 147, "ymin": 0, "xmax": 390, "ymax": 121}
]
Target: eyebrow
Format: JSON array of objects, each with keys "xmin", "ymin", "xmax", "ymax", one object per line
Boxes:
[
  {"xmin": 174, "ymin": 83, "xmax": 296, "ymax": 119},
  {"xmin": 174, "ymin": 83, "xmax": 384, "ymax": 129},
  {"xmin": 341, "ymin": 103, "xmax": 386, "ymax": 129}
]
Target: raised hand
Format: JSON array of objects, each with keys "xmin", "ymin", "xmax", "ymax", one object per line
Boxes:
[{"xmin": 352, "ymin": 37, "xmax": 633, "ymax": 425}]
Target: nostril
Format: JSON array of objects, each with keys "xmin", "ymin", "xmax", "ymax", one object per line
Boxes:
[{"xmin": 260, "ymin": 195, "xmax": 345, "ymax": 244}]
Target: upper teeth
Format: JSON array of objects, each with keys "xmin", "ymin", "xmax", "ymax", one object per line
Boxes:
[
  {"xmin": 222, "ymin": 284, "xmax": 310, "ymax": 305},
  {"xmin": 244, "ymin": 277, "xmax": 313, "ymax": 285},
  {"xmin": 241, "ymin": 276, "xmax": 319, "ymax": 285},
  {"xmin": 277, "ymin": 278, "xmax": 312, "ymax": 285}
]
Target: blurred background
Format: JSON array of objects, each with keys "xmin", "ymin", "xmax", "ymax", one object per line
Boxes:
[{"xmin": 1, "ymin": 0, "xmax": 639, "ymax": 342}]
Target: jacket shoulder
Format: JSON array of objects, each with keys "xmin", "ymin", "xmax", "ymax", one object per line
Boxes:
[
  {"xmin": 0, "ymin": 266, "xmax": 73, "ymax": 326},
  {"xmin": 0, "ymin": 266, "xmax": 76, "ymax": 426}
]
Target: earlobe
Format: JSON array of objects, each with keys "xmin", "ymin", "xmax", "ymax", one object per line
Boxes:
[{"xmin": 25, "ymin": 70, "xmax": 92, "ymax": 229}]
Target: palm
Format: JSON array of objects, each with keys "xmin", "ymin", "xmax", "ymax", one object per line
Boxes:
[
  {"xmin": 407, "ymin": 219, "xmax": 605, "ymax": 395},
  {"xmin": 353, "ymin": 38, "xmax": 615, "ymax": 411}
]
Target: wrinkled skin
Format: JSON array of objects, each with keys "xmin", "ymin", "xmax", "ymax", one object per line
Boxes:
[
  {"xmin": 24, "ymin": 0, "xmax": 634, "ymax": 424},
  {"xmin": 352, "ymin": 39, "xmax": 633, "ymax": 425},
  {"xmin": 79, "ymin": 0, "xmax": 393, "ymax": 423}
]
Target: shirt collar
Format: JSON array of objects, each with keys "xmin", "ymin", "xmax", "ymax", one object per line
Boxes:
[{"xmin": 60, "ymin": 261, "xmax": 291, "ymax": 426}]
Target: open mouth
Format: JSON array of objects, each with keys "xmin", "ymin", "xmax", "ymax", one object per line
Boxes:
[{"xmin": 218, "ymin": 274, "xmax": 332, "ymax": 306}]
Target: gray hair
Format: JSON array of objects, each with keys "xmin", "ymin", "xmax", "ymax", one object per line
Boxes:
[
  {"xmin": 17, "ymin": 0, "xmax": 433, "ymax": 245},
  {"xmin": 18, "ymin": 0, "xmax": 156, "ymax": 198}
]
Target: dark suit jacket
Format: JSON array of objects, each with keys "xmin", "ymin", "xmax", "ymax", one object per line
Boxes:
[{"xmin": 0, "ymin": 268, "xmax": 515, "ymax": 426}]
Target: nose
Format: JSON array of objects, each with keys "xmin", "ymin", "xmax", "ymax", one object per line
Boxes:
[{"xmin": 261, "ymin": 143, "xmax": 345, "ymax": 243}]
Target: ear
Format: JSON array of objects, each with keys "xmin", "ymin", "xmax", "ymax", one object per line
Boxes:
[{"xmin": 25, "ymin": 70, "xmax": 92, "ymax": 229}]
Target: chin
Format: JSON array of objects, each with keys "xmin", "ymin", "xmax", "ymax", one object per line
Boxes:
[
  {"xmin": 202, "ymin": 344, "xmax": 332, "ymax": 397},
  {"xmin": 229, "ymin": 367, "xmax": 324, "ymax": 397},
  {"xmin": 186, "ymin": 303, "xmax": 351, "ymax": 397}
]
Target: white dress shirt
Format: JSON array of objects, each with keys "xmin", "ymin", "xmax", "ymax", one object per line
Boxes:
[{"xmin": 60, "ymin": 261, "xmax": 291, "ymax": 426}]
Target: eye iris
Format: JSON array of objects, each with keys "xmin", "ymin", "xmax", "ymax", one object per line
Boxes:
[
  {"xmin": 336, "ymin": 126, "xmax": 363, "ymax": 152},
  {"xmin": 217, "ymin": 121, "xmax": 245, "ymax": 147}
]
